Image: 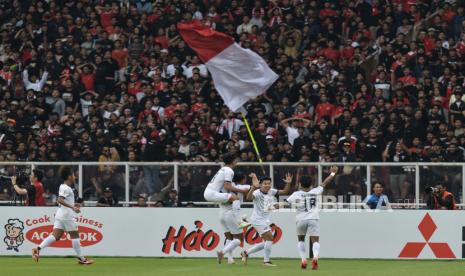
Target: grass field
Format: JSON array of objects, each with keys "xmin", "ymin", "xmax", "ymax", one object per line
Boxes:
[{"xmin": 1, "ymin": 257, "xmax": 463, "ymax": 276}]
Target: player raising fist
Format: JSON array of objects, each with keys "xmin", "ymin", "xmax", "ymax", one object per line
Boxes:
[
  {"xmin": 241, "ymin": 172, "xmax": 293, "ymax": 267},
  {"xmin": 282, "ymin": 166, "xmax": 338, "ymax": 270}
]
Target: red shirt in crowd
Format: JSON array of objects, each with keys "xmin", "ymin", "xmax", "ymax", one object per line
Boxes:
[
  {"xmin": 112, "ymin": 49, "xmax": 128, "ymax": 68},
  {"xmin": 315, "ymin": 102, "xmax": 335, "ymax": 122},
  {"xmin": 128, "ymin": 80, "xmax": 142, "ymax": 95},
  {"xmin": 81, "ymin": 73, "xmax": 95, "ymax": 91}
]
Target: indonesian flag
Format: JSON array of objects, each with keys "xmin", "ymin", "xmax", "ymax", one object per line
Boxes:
[{"xmin": 178, "ymin": 20, "xmax": 278, "ymax": 112}]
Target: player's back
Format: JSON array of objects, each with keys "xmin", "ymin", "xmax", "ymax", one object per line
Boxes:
[
  {"xmin": 206, "ymin": 167, "xmax": 234, "ymax": 192},
  {"xmin": 287, "ymin": 186, "xmax": 323, "ymax": 221},
  {"xmin": 219, "ymin": 183, "xmax": 250, "ymax": 212}
]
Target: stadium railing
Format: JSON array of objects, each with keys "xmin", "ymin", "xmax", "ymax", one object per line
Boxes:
[{"xmin": 0, "ymin": 162, "xmax": 463, "ymax": 209}]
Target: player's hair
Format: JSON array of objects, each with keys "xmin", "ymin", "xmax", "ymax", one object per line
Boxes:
[
  {"xmin": 300, "ymin": 175, "xmax": 313, "ymax": 188},
  {"xmin": 32, "ymin": 169, "xmax": 44, "ymax": 182},
  {"xmin": 233, "ymin": 173, "xmax": 246, "ymax": 183},
  {"xmin": 259, "ymin": 176, "xmax": 272, "ymax": 183},
  {"xmin": 222, "ymin": 153, "xmax": 237, "ymax": 165},
  {"xmin": 59, "ymin": 166, "xmax": 73, "ymax": 181}
]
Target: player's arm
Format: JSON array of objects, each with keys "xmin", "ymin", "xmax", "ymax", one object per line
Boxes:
[
  {"xmin": 277, "ymin": 172, "xmax": 293, "ymax": 196},
  {"xmin": 223, "ymin": 181, "xmax": 248, "ymax": 193},
  {"xmin": 246, "ymin": 173, "xmax": 260, "ymax": 201},
  {"xmin": 320, "ymin": 166, "xmax": 338, "ymax": 188},
  {"xmin": 57, "ymin": 196, "xmax": 81, "ymax": 213},
  {"xmin": 10, "ymin": 176, "xmax": 27, "ymax": 195}
]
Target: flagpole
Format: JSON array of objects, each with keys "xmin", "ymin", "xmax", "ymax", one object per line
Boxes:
[{"xmin": 241, "ymin": 112, "xmax": 266, "ymax": 175}]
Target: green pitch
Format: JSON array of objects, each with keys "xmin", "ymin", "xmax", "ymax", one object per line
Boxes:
[{"xmin": 1, "ymin": 257, "xmax": 463, "ymax": 276}]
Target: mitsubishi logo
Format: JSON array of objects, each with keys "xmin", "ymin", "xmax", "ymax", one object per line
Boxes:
[{"xmin": 399, "ymin": 213, "xmax": 455, "ymax": 258}]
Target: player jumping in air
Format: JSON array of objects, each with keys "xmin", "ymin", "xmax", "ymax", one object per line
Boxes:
[
  {"xmin": 31, "ymin": 166, "xmax": 94, "ymax": 265},
  {"xmin": 241, "ymin": 172, "xmax": 293, "ymax": 267},
  {"xmin": 282, "ymin": 166, "xmax": 338, "ymax": 270},
  {"xmin": 204, "ymin": 153, "xmax": 244, "ymax": 205},
  {"xmin": 217, "ymin": 173, "xmax": 251, "ymax": 264}
]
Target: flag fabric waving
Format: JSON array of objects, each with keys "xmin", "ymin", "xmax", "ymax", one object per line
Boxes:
[{"xmin": 177, "ymin": 20, "xmax": 278, "ymax": 112}]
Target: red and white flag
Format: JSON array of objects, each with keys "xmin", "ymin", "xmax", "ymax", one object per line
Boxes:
[{"xmin": 178, "ymin": 20, "xmax": 278, "ymax": 112}]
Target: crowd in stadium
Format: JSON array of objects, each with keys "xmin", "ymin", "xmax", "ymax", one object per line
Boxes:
[
  {"xmin": 1, "ymin": 0, "xmax": 465, "ymax": 205},
  {"xmin": 0, "ymin": 0, "xmax": 464, "ymax": 164}
]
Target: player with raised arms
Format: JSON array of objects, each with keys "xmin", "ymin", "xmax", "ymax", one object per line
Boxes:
[
  {"xmin": 241, "ymin": 172, "xmax": 293, "ymax": 266},
  {"xmin": 282, "ymin": 166, "xmax": 338, "ymax": 270},
  {"xmin": 31, "ymin": 166, "xmax": 94, "ymax": 265}
]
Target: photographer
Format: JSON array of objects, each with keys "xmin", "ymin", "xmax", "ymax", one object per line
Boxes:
[
  {"xmin": 426, "ymin": 184, "xmax": 457, "ymax": 210},
  {"xmin": 11, "ymin": 170, "xmax": 46, "ymax": 206}
]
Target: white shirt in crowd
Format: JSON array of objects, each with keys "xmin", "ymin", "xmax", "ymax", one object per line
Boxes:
[
  {"xmin": 182, "ymin": 64, "xmax": 208, "ymax": 79},
  {"xmin": 286, "ymin": 126, "xmax": 299, "ymax": 145},
  {"xmin": 22, "ymin": 70, "xmax": 48, "ymax": 92},
  {"xmin": 218, "ymin": 118, "xmax": 244, "ymax": 138}
]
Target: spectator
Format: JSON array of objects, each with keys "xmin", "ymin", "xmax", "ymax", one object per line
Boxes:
[
  {"xmin": 366, "ymin": 182, "xmax": 391, "ymax": 210},
  {"xmin": 165, "ymin": 190, "xmax": 180, "ymax": 207},
  {"xmin": 96, "ymin": 187, "xmax": 119, "ymax": 207},
  {"xmin": 10, "ymin": 170, "xmax": 46, "ymax": 206},
  {"xmin": 135, "ymin": 195, "xmax": 148, "ymax": 208},
  {"xmin": 426, "ymin": 184, "xmax": 457, "ymax": 210}
]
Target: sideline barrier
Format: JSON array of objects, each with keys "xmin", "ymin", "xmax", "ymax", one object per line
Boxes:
[
  {"xmin": 0, "ymin": 162, "xmax": 464, "ymax": 209},
  {"xmin": 0, "ymin": 207, "xmax": 462, "ymax": 259}
]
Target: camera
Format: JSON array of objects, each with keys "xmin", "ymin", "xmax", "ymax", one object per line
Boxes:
[{"xmin": 425, "ymin": 186, "xmax": 439, "ymax": 193}]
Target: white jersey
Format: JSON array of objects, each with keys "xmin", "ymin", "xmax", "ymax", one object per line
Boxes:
[
  {"xmin": 206, "ymin": 167, "xmax": 234, "ymax": 192},
  {"xmin": 55, "ymin": 184, "xmax": 76, "ymax": 220},
  {"xmin": 251, "ymin": 188, "xmax": 278, "ymax": 223},
  {"xmin": 219, "ymin": 183, "xmax": 250, "ymax": 212},
  {"xmin": 286, "ymin": 186, "xmax": 324, "ymax": 221}
]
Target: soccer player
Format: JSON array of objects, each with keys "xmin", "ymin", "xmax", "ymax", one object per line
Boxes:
[
  {"xmin": 31, "ymin": 166, "xmax": 94, "ymax": 265},
  {"xmin": 241, "ymin": 172, "xmax": 293, "ymax": 267},
  {"xmin": 283, "ymin": 166, "xmax": 338, "ymax": 270},
  {"xmin": 204, "ymin": 153, "xmax": 244, "ymax": 205},
  {"xmin": 217, "ymin": 173, "xmax": 251, "ymax": 264}
]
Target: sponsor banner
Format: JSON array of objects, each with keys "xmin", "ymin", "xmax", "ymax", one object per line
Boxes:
[{"xmin": 0, "ymin": 207, "xmax": 463, "ymax": 259}]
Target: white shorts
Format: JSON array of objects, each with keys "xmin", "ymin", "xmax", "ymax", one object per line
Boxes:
[
  {"xmin": 220, "ymin": 211, "xmax": 242, "ymax": 235},
  {"xmin": 54, "ymin": 219, "xmax": 78, "ymax": 232},
  {"xmin": 251, "ymin": 219, "xmax": 272, "ymax": 236},
  {"xmin": 296, "ymin": 219, "xmax": 319, "ymax": 236},
  {"xmin": 204, "ymin": 188, "xmax": 230, "ymax": 203}
]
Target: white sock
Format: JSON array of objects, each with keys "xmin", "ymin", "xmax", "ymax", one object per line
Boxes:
[
  {"xmin": 298, "ymin": 241, "xmax": 306, "ymax": 261},
  {"xmin": 38, "ymin": 235, "xmax": 56, "ymax": 250},
  {"xmin": 232, "ymin": 200, "xmax": 241, "ymax": 211},
  {"xmin": 246, "ymin": 242, "xmax": 264, "ymax": 255},
  {"xmin": 72, "ymin": 239, "xmax": 84, "ymax": 260},
  {"xmin": 312, "ymin": 242, "xmax": 320, "ymax": 260},
  {"xmin": 264, "ymin": 240, "xmax": 273, "ymax": 262},
  {"xmin": 223, "ymin": 239, "xmax": 241, "ymax": 255}
]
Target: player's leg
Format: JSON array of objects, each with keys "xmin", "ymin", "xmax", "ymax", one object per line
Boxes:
[
  {"xmin": 297, "ymin": 236, "xmax": 307, "ymax": 268},
  {"xmin": 217, "ymin": 231, "xmax": 232, "ymax": 264},
  {"xmin": 310, "ymin": 236, "xmax": 320, "ymax": 270},
  {"xmin": 219, "ymin": 213, "xmax": 243, "ymax": 264},
  {"xmin": 296, "ymin": 220, "xmax": 309, "ymax": 268},
  {"xmin": 241, "ymin": 223, "xmax": 267, "ymax": 265},
  {"xmin": 261, "ymin": 230, "xmax": 276, "ymax": 267},
  {"xmin": 33, "ymin": 222, "xmax": 65, "ymax": 262},
  {"xmin": 309, "ymin": 220, "xmax": 321, "ymax": 270},
  {"xmin": 67, "ymin": 220, "xmax": 94, "ymax": 265},
  {"xmin": 204, "ymin": 189, "xmax": 238, "ymax": 203}
]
